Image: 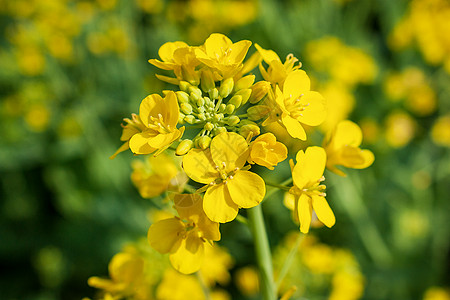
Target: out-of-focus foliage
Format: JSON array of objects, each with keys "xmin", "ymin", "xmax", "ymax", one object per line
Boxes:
[{"xmin": 0, "ymin": 0, "xmax": 448, "ymax": 299}]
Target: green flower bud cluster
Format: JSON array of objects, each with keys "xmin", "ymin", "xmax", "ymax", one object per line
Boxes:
[{"xmin": 175, "ymin": 74, "xmax": 259, "ymax": 153}]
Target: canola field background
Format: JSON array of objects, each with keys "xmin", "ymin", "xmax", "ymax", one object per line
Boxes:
[{"xmin": 0, "ymin": 0, "xmax": 449, "ymax": 299}]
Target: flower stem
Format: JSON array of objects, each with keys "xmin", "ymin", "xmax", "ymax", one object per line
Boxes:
[
  {"xmin": 247, "ymin": 204, "xmax": 276, "ymax": 300},
  {"xmin": 265, "ymin": 181, "xmax": 291, "ymax": 191}
]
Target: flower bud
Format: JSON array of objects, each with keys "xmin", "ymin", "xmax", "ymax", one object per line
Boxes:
[
  {"xmin": 180, "ymin": 103, "xmax": 193, "ymax": 115},
  {"xmin": 184, "ymin": 115, "xmax": 196, "ymax": 124},
  {"xmin": 179, "ymin": 81, "xmax": 191, "ymax": 92},
  {"xmin": 198, "ymin": 136, "xmax": 212, "ymax": 150},
  {"xmin": 227, "ymin": 115, "xmax": 240, "ymax": 126},
  {"xmin": 201, "ymin": 69, "xmax": 216, "ymax": 93},
  {"xmin": 176, "ymin": 139, "xmax": 193, "ymax": 156},
  {"xmin": 229, "ymin": 95, "xmax": 242, "ymax": 108},
  {"xmin": 196, "ymin": 97, "xmax": 205, "ymax": 107},
  {"xmin": 205, "ymin": 122, "xmax": 214, "ymax": 131},
  {"xmin": 219, "ymin": 78, "xmax": 234, "ymax": 98},
  {"xmin": 247, "ymin": 105, "xmax": 271, "ymax": 121},
  {"xmin": 176, "ymin": 91, "xmax": 190, "ymax": 103},
  {"xmin": 197, "ymin": 113, "xmax": 206, "ymax": 121},
  {"xmin": 239, "ymin": 123, "xmax": 260, "ymax": 139},
  {"xmin": 218, "ymin": 103, "xmax": 226, "ymax": 113},
  {"xmin": 235, "ymin": 88, "xmax": 252, "ymax": 105},
  {"xmin": 213, "ymin": 127, "xmax": 227, "ymax": 135},
  {"xmin": 178, "ymin": 112, "xmax": 186, "ymax": 124},
  {"xmin": 234, "ymin": 75, "xmax": 255, "ymax": 91},
  {"xmin": 249, "ymin": 81, "xmax": 270, "ymax": 104},
  {"xmin": 204, "ymin": 97, "xmax": 214, "ymax": 108},
  {"xmin": 189, "ymin": 86, "xmax": 203, "ymax": 99},
  {"xmin": 225, "ymin": 104, "xmax": 235, "ymax": 114},
  {"xmin": 209, "ymin": 88, "xmax": 219, "ymax": 100}
]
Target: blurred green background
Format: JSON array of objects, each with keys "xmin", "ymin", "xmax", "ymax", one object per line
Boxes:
[{"xmin": 0, "ymin": 0, "xmax": 449, "ymax": 299}]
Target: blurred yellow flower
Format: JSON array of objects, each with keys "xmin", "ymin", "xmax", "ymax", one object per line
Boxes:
[
  {"xmin": 182, "ymin": 132, "xmax": 266, "ymax": 223},
  {"xmin": 271, "ymin": 70, "xmax": 326, "ymax": 140},
  {"xmin": 319, "ymin": 82, "xmax": 355, "ymax": 132},
  {"xmin": 25, "ymin": 104, "xmax": 51, "ymax": 132},
  {"xmin": 423, "ymin": 287, "xmax": 450, "ymax": 300},
  {"xmin": 147, "ymin": 194, "xmax": 220, "ymax": 274},
  {"xmin": 131, "ymin": 154, "xmax": 186, "ymax": 198},
  {"xmin": 156, "ymin": 268, "xmax": 205, "ymax": 300},
  {"xmin": 235, "ymin": 266, "xmax": 260, "ymax": 296},
  {"xmin": 289, "ymin": 147, "xmax": 335, "ymax": 233},
  {"xmin": 385, "ymin": 111, "xmax": 416, "ymax": 148},
  {"xmin": 200, "ymin": 245, "xmax": 234, "ymax": 287},
  {"xmin": 323, "ymin": 120, "xmax": 374, "ymax": 176},
  {"xmin": 248, "ymin": 133, "xmax": 288, "ymax": 170},
  {"xmin": 431, "ymin": 115, "xmax": 450, "ymax": 147}
]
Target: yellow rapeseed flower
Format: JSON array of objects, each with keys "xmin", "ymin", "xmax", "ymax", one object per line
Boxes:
[
  {"xmin": 431, "ymin": 115, "xmax": 450, "ymax": 147},
  {"xmin": 182, "ymin": 132, "xmax": 266, "ymax": 223},
  {"xmin": 323, "ymin": 120, "xmax": 374, "ymax": 176},
  {"xmin": 248, "ymin": 133, "xmax": 288, "ymax": 170},
  {"xmin": 289, "ymin": 147, "xmax": 335, "ymax": 233},
  {"xmin": 270, "ymin": 70, "xmax": 326, "ymax": 140},
  {"xmin": 111, "ymin": 91, "xmax": 185, "ymax": 157},
  {"xmin": 195, "ymin": 33, "xmax": 251, "ymax": 78},
  {"xmin": 255, "ymin": 43, "xmax": 301, "ymax": 86},
  {"xmin": 147, "ymin": 194, "xmax": 220, "ymax": 274}
]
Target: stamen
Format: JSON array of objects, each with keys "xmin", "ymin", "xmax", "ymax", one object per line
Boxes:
[
  {"xmin": 228, "ymin": 175, "xmax": 234, "ymax": 180},
  {"xmin": 221, "ymin": 162, "xmax": 226, "ymax": 168}
]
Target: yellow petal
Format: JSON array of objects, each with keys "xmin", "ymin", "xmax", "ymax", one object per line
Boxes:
[
  {"xmin": 283, "ymin": 70, "xmax": 310, "ymax": 98},
  {"xmin": 296, "ymin": 91, "xmax": 327, "ymax": 126},
  {"xmin": 198, "ymin": 218, "xmax": 221, "ymax": 241},
  {"xmin": 139, "ymin": 94, "xmax": 164, "ymax": 126},
  {"xmin": 210, "ymin": 132, "xmax": 249, "ymax": 171},
  {"xmin": 109, "ymin": 252, "xmax": 144, "ymax": 283},
  {"xmin": 169, "ymin": 233, "xmax": 204, "ymax": 274},
  {"xmin": 173, "ymin": 193, "xmax": 204, "ymax": 222},
  {"xmin": 292, "ymin": 147, "xmax": 326, "ymax": 188},
  {"xmin": 163, "ymin": 91, "xmax": 180, "ymax": 128},
  {"xmin": 311, "ymin": 195, "xmax": 335, "ymax": 228},
  {"xmin": 129, "ymin": 132, "xmax": 157, "ymax": 154},
  {"xmin": 109, "ymin": 141, "xmax": 129, "ymax": 159},
  {"xmin": 228, "ymin": 40, "xmax": 252, "ymax": 64},
  {"xmin": 204, "ymin": 184, "xmax": 239, "ymax": 223},
  {"xmin": 204, "ymin": 33, "xmax": 232, "ymax": 58},
  {"xmin": 282, "ymin": 114, "xmax": 307, "ymax": 140},
  {"xmin": 148, "ymin": 58, "xmax": 176, "ymax": 70},
  {"xmin": 158, "ymin": 41, "xmax": 188, "ymax": 62},
  {"xmin": 182, "ymin": 148, "xmax": 219, "ymax": 184},
  {"xmin": 147, "ymin": 218, "xmax": 184, "ymax": 253},
  {"xmin": 255, "ymin": 43, "xmax": 281, "ymax": 64},
  {"xmin": 147, "ymin": 130, "xmax": 180, "ymax": 149},
  {"xmin": 298, "ymin": 193, "xmax": 312, "ymax": 234},
  {"xmin": 226, "ymin": 171, "xmax": 266, "ymax": 208},
  {"xmin": 333, "ymin": 120, "xmax": 363, "ymax": 148}
]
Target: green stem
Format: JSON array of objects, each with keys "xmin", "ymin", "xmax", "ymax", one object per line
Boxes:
[
  {"xmin": 265, "ymin": 181, "xmax": 291, "ymax": 191},
  {"xmin": 275, "ymin": 233, "xmax": 303, "ymax": 290},
  {"xmin": 247, "ymin": 205, "xmax": 276, "ymax": 300}
]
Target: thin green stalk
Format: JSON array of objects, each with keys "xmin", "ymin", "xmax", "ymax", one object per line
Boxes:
[
  {"xmin": 247, "ymin": 205, "xmax": 276, "ymax": 300},
  {"xmin": 265, "ymin": 181, "xmax": 291, "ymax": 191},
  {"xmin": 196, "ymin": 271, "xmax": 211, "ymax": 300},
  {"xmin": 275, "ymin": 233, "xmax": 303, "ymax": 290}
]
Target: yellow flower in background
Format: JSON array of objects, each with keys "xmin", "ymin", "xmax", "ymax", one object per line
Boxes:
[
  {"xmin": 182, "ymin": 132, "xmax": 266, "ymax": 223},
  {"xmin": 129, "ymin": 91, "xmax": 185, "ymax": 155},
  {"xmin": 248, "ymin": 133, "xmax": 288, "ymax": 170},
  {"xmin": 235, "ymin": 266, "xmax": 260, "ymax": 296},
  {"xmin": 385, "ymin": 111, "xmax": 416, "ymax": 148},
  {"xmin": 423, "ymin": 287, "xmax": 450, "ymax": 300},
  {"xmin": 319, "ymin": 82, "xmax": 355, "ymax": 133},
  {"xmin": 88, "ymin": 251, "xmax": 149, "ymax": 299},
  {"xmin": 323, "ymin": 120, "xmax": 374, "ymax": 176},
  {"xmin": 271, "ymin": 70, "xmax": 326, "ymax": 140},
  {"xmin": 289, "ymin": 147, "xmax": 335, "ymax": 233},
  {"xmin": 148, "ymin": 194, "xmax": 220, "ymax": 274},
  {"xmin": 156, "ymin": 268, "xmax": 205, "ymax": 300},
  {"xmin": 195, "ymin": 33, "xmax": 252, "ymax": 78},
  {"xmin": 431, "ymin": 115, "xmax": 450, "ymax": 147},
  {"xmin": 255, "ymin": 44, "xmax": 301, "ymax": 86},
  {"xmin": 131, "ymin": 154, "xmax": 187, "ymax": 198},
  {"xmin": 199, "ymin": 245, "xmax": 234, "ymax": 287},
  {"xmin": 148, "ymin": 41, "xmax": 200, "ymax": 84}
]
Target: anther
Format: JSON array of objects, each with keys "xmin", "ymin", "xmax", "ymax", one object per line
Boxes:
[
  {"xmin": 318, "ymin": 176, "xmax": 325, "ymax": 182},
  {"xmin": 228, "ymin": 175, "xmax": 234, "ymax": 180},
  {"xmin": 221, "ymin": 162, "xmax": 226, "ymax": 168}
]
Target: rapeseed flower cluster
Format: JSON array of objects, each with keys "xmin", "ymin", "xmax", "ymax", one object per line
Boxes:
[{"xmin": 111, "ymin": 33, "xmax": 374, "ymax": 277}]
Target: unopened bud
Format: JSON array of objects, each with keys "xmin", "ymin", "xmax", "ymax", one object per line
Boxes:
[
  {"xmin": 198, "ymin": 136, "xmax": 212, "ymax": 150},
  {"xmin": 234, "ymin": 75, "xmax": 255, "ymax": 91},
  {"xmin": 184, "ymin": 115, "xmax": 196, "ymax": 124},
  {"xmin": 178, "ymin": 113, "xmax": 186, "ymax": 124},
  {"xmin": 210, "ymin": 88, "xmax": 219, "ymax": 100},
  {"xmin": 225, "ymin": 104, "xmax": 235, "ymax": 114},
  {"xmin": 205, "ymin": 122, "xmax": 214, "ymax": 131},
  {"xmin": 176, "ymin": 91, "xmax": 190, "ymax": 103},
  {"xmin": 196, "ymin": 97, "xmax": 205, "ymax": 107},
  {"xmin": 189, "ymin": 86, "xmax": 202, "ymax": 99},
  {"xmin": 179, "ymin": 81, "xmax": 191, "ymax": 92},
  {"xmin": 213, "ymin": 127, "xmax": 227, "ymax": 135},
  {"xmin": 247, "ymin": 105, "xmax": 271, "ymax": 121},
  {"xmin": 204, "ymin": 97, "xmax": 214, "ymax": 108},
  {"xmin": 249, "ymin": 81, "xmax": 270, "ymax": 104},
  {"xmin": 218, "ymin": 103, "xmax": 226, "ymax": 113},
  {"xmin": 219, "ymin": 78, "xmax": 234, "ymax": 98},
  {"xmin": 239, "ymin": 123, "xmax": 260, "ymax": 139},
  {"xmin": 229, "ymin": 95, "xmax": 242, "ymax": 108},
  {"xmin": 235, "ymin": 88, "xmax": 252, "ymax": 105},
  {"xmin": 201, "ymin": 69, "xmax": 216, "ymax": 93},
  {"xmin": 176, "ymin": 139, "xmax": 193, "ymax": 156},
  {"xmin": 180, "ymin": 103, "xmax": 193, "ymax": 115},
  {"xmin": 197, "ymin": 113, "xmax": 206, "ymax": 121},
  {"xmin": 227, "ymin": 115, "xmax": 240, "ymax": 126}
]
